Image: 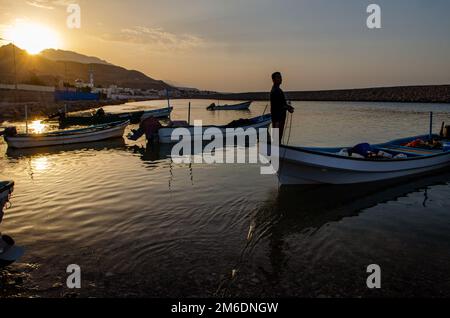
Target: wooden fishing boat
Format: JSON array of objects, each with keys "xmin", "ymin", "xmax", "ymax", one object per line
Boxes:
[
  {"xmin": 4, "ymin": 121, "xmax": 129, "ymax": 149},
  {"xmin": 276, "ymin": 135, "xmax": 450, "ymax": 185},
  {"xmin": 56, "ymin": 107, "xmax": 173, "ymax": 126},
  {"xmin": 206, "ymin": 101, "xmax": 252, "ymax": 111},
  {"xmin": 158, "ymin": 114, "xmax": 272, "ymax": 144}
]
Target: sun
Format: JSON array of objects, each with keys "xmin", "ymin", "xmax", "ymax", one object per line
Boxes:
[{"xmin": 3, "ymin": 21, "xmax": 61, "ymax": 54}]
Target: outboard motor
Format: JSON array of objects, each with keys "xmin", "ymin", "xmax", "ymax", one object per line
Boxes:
[
  {"xmin": 440, "ymin": 122, "xmax": 450, "ymax": 139},
  {"xmin": 444, "ymin": 125, "xmax": 450, "ymax": 139},
  {"xmin": 3, "ymin": 127, "xmax": 17, "ymax": 137}
]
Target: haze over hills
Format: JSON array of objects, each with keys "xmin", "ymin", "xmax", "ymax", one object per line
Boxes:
[
  {"xmin": 40, "ymin": 49, "xmax": 112, "ymax": 66},
  {"xmin": 0, "ymin": 44, "xmax": 172, "ymax": 90}
]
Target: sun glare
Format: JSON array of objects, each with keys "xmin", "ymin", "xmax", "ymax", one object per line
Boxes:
[
  {"xmin": 29, "ymin": 120, "xmax": 47, "ymax": 134},
  {"xmin": 4, "ymin": 21, "xmax": 61, "ymax": 54}
]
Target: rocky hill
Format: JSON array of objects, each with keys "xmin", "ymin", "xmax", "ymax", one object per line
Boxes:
[{"xmin": 0, "ymin": 44, "xmax": 171, "ymax": 90}]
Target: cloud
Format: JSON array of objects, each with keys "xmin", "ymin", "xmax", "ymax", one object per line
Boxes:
[
  {"xmin": 101, "ymin": 26, "xmax": 205, "ymax": 51},
  {"xmin": 52, "ymin": 0, "xmax": 77, "ymax": 6},
  {"xmin": 26, "ymin": 0, "xmax": 54, "ymax": 9},
  {"xmin": 25, "ymin": 0, "xmax": 77, "ymax": 9}
]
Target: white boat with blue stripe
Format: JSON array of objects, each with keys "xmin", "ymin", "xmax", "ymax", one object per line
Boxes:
[{"xmin": 276, "ymin": 134, "xmax": 450, "ymax": 185}]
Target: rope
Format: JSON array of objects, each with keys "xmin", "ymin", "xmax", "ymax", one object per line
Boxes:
[{"xmin": 277, "ymin": 111, "xmax": 294, "ymax": 187}]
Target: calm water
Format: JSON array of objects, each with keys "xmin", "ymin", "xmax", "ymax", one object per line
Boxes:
[{"xmin": 1, "ymin": 100, "xmax": 450, "ymax": 297}]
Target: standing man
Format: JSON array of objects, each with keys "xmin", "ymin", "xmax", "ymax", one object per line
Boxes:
[{"xmin": 270, "ymin": 72, "xmax": 294, "ymax": 143}]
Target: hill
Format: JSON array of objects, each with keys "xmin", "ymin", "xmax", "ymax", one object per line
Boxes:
[
  {"xmin": 0, "ymin": 44, "xmax": 171, "ymax": 90},
  {"xmin": 39, "ymin": 49, "xmax": 112, "ymax": 65}
]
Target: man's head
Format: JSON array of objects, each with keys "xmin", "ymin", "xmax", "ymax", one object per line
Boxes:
[{"xmin": 272, "ymin": 72, "xmax": 282, "ymax": 86}]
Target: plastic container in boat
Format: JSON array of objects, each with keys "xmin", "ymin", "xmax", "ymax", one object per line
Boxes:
[{"xmin": 443, "ymin": 142, "xmax": 450, "ymax": 152}]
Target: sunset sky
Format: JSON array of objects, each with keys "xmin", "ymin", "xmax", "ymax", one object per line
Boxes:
[{"xmin": 1, "ymin": 0, "xmax": 450, "ymax": 92}]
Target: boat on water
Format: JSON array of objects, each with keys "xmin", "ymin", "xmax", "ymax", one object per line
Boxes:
[
  {"xmin": 157, "ymin": 114, "xmax": 272, "ymax": 144},
  {"xmin": 3, "ymin": 120, "xmax": 129, "ymax": 149},
  {"xmin": 276, "ymin": 134, "xmax": 450, "ymax": 185},
  {"xmin": 206, "ymin": 101, "xmax": 252, "ymax": 111},
  {"xmin": 0, "ymin": 180, "xmax": 23, "ymax": 268},
  {"xmin": 54, "ymin": 107, "xmax": 173, "ymax": 126}
]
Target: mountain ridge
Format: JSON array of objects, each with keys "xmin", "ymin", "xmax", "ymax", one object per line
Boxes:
[
  {"xmin": 39, "ymin": 48, "xmax": 112, "ymax": 65},
  {"xmin": 0, "ymin": 44, "xmax": 172, "ymax": 90}
]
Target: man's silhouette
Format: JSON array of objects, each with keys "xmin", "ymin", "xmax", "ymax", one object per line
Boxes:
[{"xmin": 270, "ymin": 72, "xmax": 294, "ymax": 143}]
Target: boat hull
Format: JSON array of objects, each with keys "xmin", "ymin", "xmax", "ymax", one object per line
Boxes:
[
  {"xmin": 158, "ymin": 114, "xmax": 271, "ymax": 144},
  {"xmin": 208, "ymin": 101, "xmax": 252, "ymax": 111},
  {"xmin": 5, "ymin": 121, "xmax": 129, "ymax": 149},
  {"xmin": 61, "ymin": 107, "xmax": 172, "ymax": 126},
  {"xmin": 276, "ymin": 144, "xmax": 450, "ymax": 185},
  {"xmin": 0, "ymin": 181, "xmax": 14, "ymax": 206}
]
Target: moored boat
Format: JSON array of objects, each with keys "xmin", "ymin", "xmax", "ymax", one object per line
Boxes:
[
  {"xmin": 157, "ymin": 114, "xmax": 272, "ymax": 144},
  {"xmin": 54, "ymin": 107, "xmax": 173, "ymax": 126},
  {"xmin": 206, "ymin": 101, "xmax": 252, "ymax": 111},
  {"xmin": 3, "ymin": 120, "xmax": 129, "ymax": 149},
  {"xmin": 276, "ymin": 135, "xmax": 450, "ymax": 185}
]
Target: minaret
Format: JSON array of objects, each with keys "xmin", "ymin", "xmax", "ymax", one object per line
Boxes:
[{"xmin": 89, "ymin": 66, "xmax": 94, "ymax": 88}]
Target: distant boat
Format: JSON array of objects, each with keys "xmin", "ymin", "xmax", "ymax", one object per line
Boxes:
[
  {"xmin": 276, "ymin": 135, "xmax": 450, "ymax": 185},
  {"xmin": 4, "ymin": 121, "xmax": 129, "ymax": 149},
  {"xmin": 53, "ymin": 107, "xmax": 173, "ymax": 126},
  {"xmin": 206, "ymin": 101, "xmax": 252, "ymax": 111},
  {"xmin": 157, "ymin": 114, "xmax": 271, "ymax": 144}
]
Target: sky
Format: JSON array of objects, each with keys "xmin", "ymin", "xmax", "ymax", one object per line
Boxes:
[{"xmin": 1, "ymin": 0, "xmax": 450, "ymax": 92}]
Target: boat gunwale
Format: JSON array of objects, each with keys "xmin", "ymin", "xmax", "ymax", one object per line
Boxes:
[
  {"xmin": 159, "ymin": 114, "xmax": 272, "ymax": 132},
  {"xmin": 280, "ymin": 134, "xmax": 450, "ymax": 163},
  {"xmin": 7, "ymin": 120, "xmax": 130, "ymax": 139},
  {"xmin": 0, "ymin": 181, "xmax": 14, "ymax": 193},
  {"xmin": 207, "ymin": 101, "xmax": 252, "ymax": 111}
]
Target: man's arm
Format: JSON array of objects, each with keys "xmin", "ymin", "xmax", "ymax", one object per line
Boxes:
[{"xmin": 280, "ymin": 90, "xmax": 295, "ymax": 113}]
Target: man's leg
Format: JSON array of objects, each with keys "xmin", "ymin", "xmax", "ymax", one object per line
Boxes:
[{"xmin": 272, "ymin": 120, "xmax": 280, "ymax": 144}]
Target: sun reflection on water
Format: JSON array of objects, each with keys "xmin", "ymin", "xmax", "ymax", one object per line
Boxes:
[
  {"xmin": 29, "ymin": 120, "xmax": 47, "ymax": 134},
  {"xmin": 31, "ymin": 157, "xmax": 49, "ymax": 171}
]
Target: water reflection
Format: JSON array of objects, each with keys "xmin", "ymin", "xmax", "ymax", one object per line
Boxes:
[
  {"xmin": 128, "ymin": 142, "xmax": 196, "ymax": 188},
  {"xmin": 31, "ymin": 157, "xmax": 49, "ymax": 172},
  {"xmin": 6, "ymin": 138, "xmax": 126, "ymax": 159},
  {"xmin": 217, "ymin": 169, "xmax": 450, "ymax": 295},
  {"xmin": 128, "ymin": 143, "xmax": 174, "ymax": 162}
]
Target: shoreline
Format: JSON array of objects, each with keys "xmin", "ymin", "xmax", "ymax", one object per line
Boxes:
[
  {"xmin": 0, "ymin": 99, "xmax": 125, "ymax": 124},
  {"xmin": 192, "ymin": 85, "xmax": 450, "ymax": 104}
]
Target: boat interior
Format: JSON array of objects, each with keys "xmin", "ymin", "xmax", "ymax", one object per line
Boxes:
[
  {"xmin": 13, "ymin": 120, "xmax": 129, "ymax": 137},
  {"xmin": 295, "ymin": 134, "xmax": 450, "ymax": 160},
  {"xmin": 167, "ymin": 114, "xmax": 272, "ymax": 129}
]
